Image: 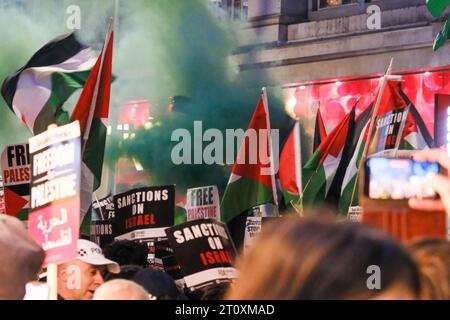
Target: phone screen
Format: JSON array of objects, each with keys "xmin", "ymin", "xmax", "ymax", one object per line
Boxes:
[{"xmin": 365, "ymin": 157, "xmax": 440, "ymax": 200}]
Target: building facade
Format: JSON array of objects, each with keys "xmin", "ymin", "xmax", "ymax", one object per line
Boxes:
[{"xmin": 233, "ymin": 0, "xmax": 450, "ymax": 85}]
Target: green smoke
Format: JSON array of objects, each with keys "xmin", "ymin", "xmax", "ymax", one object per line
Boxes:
[{"xmin": 0, "ymin": 0, "xmax": 291, "ymax": 198}]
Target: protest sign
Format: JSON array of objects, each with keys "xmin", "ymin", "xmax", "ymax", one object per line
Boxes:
[
  {"xmin": 28, "ymin": 122, "xmax": 81, "ymax": 266},
  {"xmin": 166, "ymin": 219, "xmax": 237, "ymax": 291},
  {"xmin": 186, "ymin": 185, "xmax": 220, "ymax": 221},
  {"xmin": 114, "ymin": 185, "xmax": 175, "ymax": 240},
  {"xmin": 92, "ymin": 194, "xmax": 115, "ymax": 221},
  {"xmin": 90, "ymin": 220, "xmax": 115, "ymax": 248},
  {"xmin": 1, "ymin": 143, "xmax": 30, "ymax": 219}
]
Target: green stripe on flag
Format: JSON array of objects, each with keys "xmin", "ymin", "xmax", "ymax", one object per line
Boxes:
[
  {"xmin": 33, "ymin": 70, "xmax": 90, "ymax": 134},
  {"xmin": 83, "ymin": 118, "xmax": 107, "ymax": 190},
  {"xmin": 221, "ymin": 177, "xmax": 273, "ymax": 223}
]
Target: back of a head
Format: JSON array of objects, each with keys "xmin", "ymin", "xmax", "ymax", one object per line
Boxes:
[
  {"xmin": 0, "ymin": 215, "xmax": 45, "ymax": 300},
  {"xmin": 103, "ymin": 240, "xmax": 148, "ymax": 267},
  {"xmin": 105, "ymin": 264, "xmax": 143, "ymax": 281},
  {"xmin": 93, "ymin": 279, "xmax": 149, "ymax": 300},
  {"xmin": 407, "ymin": 238, "xmax": 450, "ymax": 299},
  {"xmin": 133, "ymin": 268, "xmax": 184, "ymax": 300},
  {"xmin": 227, "ymin": 217, "xmax": 421, "ymax": 300}
]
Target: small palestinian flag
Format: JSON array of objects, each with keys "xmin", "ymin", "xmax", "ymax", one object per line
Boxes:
[
  {"xmin": 1, "ymin": 33, "xmax": 96, "ymax": 134},
  {"xmin": 313, "ymin": 108, "xmax": 327, "ymax": 152},
  {"xmin": 301, "ymin": 106, "xmax": 356, "ymax": 208},
  {"xmin": 279, "ymin": 119, "xmax": 302, "ymax": 206}
]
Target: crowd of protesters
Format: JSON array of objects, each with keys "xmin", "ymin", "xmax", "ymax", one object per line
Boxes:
[{"xmin": 1, "ymin": 149, "xmax": 450, "ymax": 300}]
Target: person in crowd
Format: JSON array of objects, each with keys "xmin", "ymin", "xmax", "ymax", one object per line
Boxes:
[
  {"xmin": 57, "ymin": 239, "xmax": 120, "ymax": 300},
  {"xmin": 407, "ymin": 238, "xmax": 450, "ymax": 300},
  {"xmin": 408, "ymin": 148, "xmax": 450, "ymax": 214},
  {"xmin": 104, "ymin": 264, "xmax": 143, "ymax": 281},
  {"xmin": 0, "ymin": 215, "xmax": 45, "ymax": 300},
  {"xmin": 200, "ymin": 283, "xmax": 231, "ymax": 300},
  {"xmin": 103, "ymin": 240, "xmax": 148, "ymax": 267},
  {"xmin": 133, "ymin": 268, "xmax": 187, "ymax": 300},
  {"xmin": 226, "ymin": 217, "xmax": 421, "ymax": 300},
  {"xmin": 93, "ymin": 279, "xmax": 150, "ymax": 300}
]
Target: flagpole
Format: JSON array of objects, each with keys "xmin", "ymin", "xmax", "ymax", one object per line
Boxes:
[
  {"xmin": 93, "ymin": 192, "xmax": 105, "ymax": 220},
  {"xmin": 262, "ymin": 87, "xmax": 279, "ymax": 209},
  {"xmin": 348, "ymin": 58, "xmax": 401, "ymax": 209}
]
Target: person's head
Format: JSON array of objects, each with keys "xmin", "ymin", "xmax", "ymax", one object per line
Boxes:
[
  {"xmin": 93, "ymin": 279, "xmax": 149, "ymax": 300},
  {"xmin": 104, "ymin": 264, "xmax": 143, "ymax": 281},
  {"xmin": 133, "ymin": 268, "xmax": 186, "ymax": 300},
  {"xmin": 57, "ymin": 239, "xmax": 120, "ymax": 300},
  {"xmin": 407, "ymin": 238, "xmax": 450, "ymax": 300},
  {"xmin": 226, "ymin": 217, "xmax": 421, "ymax": 300},
  {"xmin": 0, "ymin": 215, "xmax": 45, "ymax": 299},
  {"xmin": 201, "ymin": 283, "xmax": 231, "ymax": 300},
  {"xmin": 103, "ymin": 240, "xmax": 148, "ymax": 267}
]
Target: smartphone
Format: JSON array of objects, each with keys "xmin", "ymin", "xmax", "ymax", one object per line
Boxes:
[{"xmin": 364, "ymin": 157, "xmax": 441, "ymax": 200}]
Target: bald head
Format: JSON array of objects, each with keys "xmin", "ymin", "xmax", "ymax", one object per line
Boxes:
[{"xmin": 93, "ymin": 279, "xmax": 150, "ymax": 300}]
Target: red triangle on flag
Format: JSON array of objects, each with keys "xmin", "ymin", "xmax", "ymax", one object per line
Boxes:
[{"xmin": 4, "ymin": 187, "xmax": 28, "ymax": 217}]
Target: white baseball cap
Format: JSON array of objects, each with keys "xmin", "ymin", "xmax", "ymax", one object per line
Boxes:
[{"xmin": 77, "ymin": 239, "xmax": 120, "ymax": 274}]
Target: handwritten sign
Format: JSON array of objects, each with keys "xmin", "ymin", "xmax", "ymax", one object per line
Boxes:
[
  {"xmin": 28, "ymin": 122, "xmax": 81, "ymax": 266},
  {"xmin": 1, "ymin": 143, "xmax": 31, "ymax": 219},
  {"xmin": 186, "ymin": 185, "xmax": 220, "ymax": 221}
]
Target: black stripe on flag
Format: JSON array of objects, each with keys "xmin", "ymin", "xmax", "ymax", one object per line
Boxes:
[
  {"xmin": 1, "ymin": 33, "xmax": 87, "ymax": 108},
  {"xmin": 4, "ymin": 184, "xmax": 30, "ymax": 197},
  {"xmin": 399, "ymin": 87, "xmax": 434, "ymax": 148}
]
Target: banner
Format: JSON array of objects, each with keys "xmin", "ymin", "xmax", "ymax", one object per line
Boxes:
[
  {"xmin": 28, "ymin": 122, "xmax": 81, "ymax": 266},
  {"xmin": 166, "ymin": 219, "xmax": 237, "ymax": 291},
  {"xmin": 1, "ymin": 143, "xmax": 30, "ymax": 219},
  {"xmin": 186, "ymin": 185, "xmax": 220, "ymax": 221},
  {"xmin": 114, "ymin": 185, "xmax": 175, "ymax": 240}
]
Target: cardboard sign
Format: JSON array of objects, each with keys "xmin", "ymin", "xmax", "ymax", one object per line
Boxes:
[
  {"xmin": 243, "ymin": 216, "xmax": 276, "ymax": 251},
  {"xmin": 1, "ymin": 143, "xmax": 31, "ymax": 219},
  {"xmin": 90, "ymin": 220, "xmax": 115, "ymax": 248},
  {"xmin": 28, "ymin": 122, "xmax": 81, "ymax": 266},
  {"xmin": 166, "ymin": 219, "xmax": 237, "ymax": 291},
  {"xmin": 246, "ymin": 203, "xmax": 278, "ymax": 218},
  {"xmin": 372, "ymin": 106, "xmax": 409, "ymax": 156},
  {"xmin": 186, "ymin": 185, "xmax": 220, "ymax": 221},
  {"xmin": 92, "ymin": 195, "xmax": 115, "ymax": 221},
  {"xmin": 347, "ymin": 206, "xmax": 362, "ymax": 222},
  {"xmin": 114, "ymin": 185, "xmax": 175, "ymax": 240}
]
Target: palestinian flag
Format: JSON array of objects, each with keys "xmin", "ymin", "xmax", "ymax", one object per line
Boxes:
[
  {"xmin": 397, "ymin": 90, "xmax": 434, "ymax": 151},
  {"xmin": 301, "ymin": 106, "xmax": 356, "ymax": 208},
  {"xmin": 221, "ymin": 89, "xmax": 278, "ymax": 247},
  {"xmin": 279, "ymin": 119, "xmax": 302, "ymax": 206},
  {"xmin": 338, "ymin": 104, "xmax": 372, "ymax": 214},
  {"xmin": 1, "ymin": 33, "xmax": 96, "ymax": 134},
  {"xmin": 313, "ymin": 108, "xmax": 327, "ymax": 152},
  {"xmin": 71, "ymin": 22, "xmax": 114, "ymax": 231}
]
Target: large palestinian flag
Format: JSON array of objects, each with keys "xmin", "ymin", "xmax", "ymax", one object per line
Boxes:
[
  {"xmin": 1, "ymin": 33, "xmax": 96, "ymax": 134},
  {"xmin": 301, "ymin": 106, "xmax": 356, "ymax": 208},
  {"xmin": 71, "ymin": 22, "xmax": 114, "ymax": 231},
  {"xmin": 279, "ymin": 119, "xmax": 302, "ymax": 206},
  {"xmin": 220, "ymin": 90, "xmax": 277, "ymax": 247}
]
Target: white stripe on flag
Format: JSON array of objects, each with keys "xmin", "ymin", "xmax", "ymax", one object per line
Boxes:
[{"xmin": 12, "ymin": 48, "xmax": 96, "ymax": 131}]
